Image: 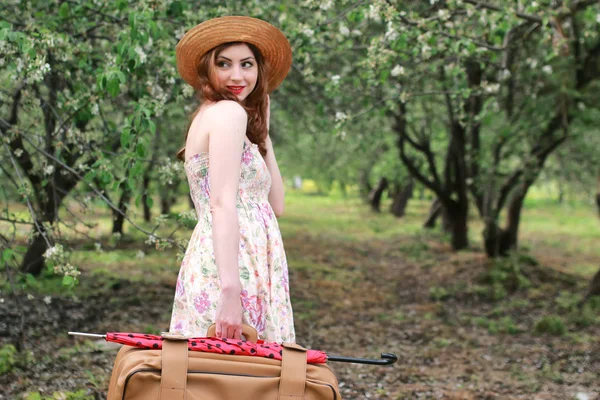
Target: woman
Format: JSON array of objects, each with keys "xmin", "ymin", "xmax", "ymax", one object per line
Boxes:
[{"xmin": 169, "ymin": 16, "xmax": 295, "ymax": 343}]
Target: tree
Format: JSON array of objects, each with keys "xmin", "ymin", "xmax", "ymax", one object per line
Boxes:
[
  {"xmin": 1, "ymin": 1, "xmax": 198, "ymax": 275},
  {"xmin": 301, "ymin": 0, "xmax": 600, "ymax": 254}
]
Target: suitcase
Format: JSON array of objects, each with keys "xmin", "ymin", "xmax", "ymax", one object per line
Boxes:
[{"xmin": 107, "ymin": 324, "xmax": 342, "ymax": 399}]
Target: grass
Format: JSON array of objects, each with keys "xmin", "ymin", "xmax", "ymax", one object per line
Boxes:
[{"xmin": 3, "ymin": 184, "xmax": 598, "ymax": 294}]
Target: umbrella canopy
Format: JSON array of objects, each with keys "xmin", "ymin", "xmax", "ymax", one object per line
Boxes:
[
  {"xmin": 69, "ymin": 331, "xmax": 397, "ymax": 365},
  {"xmin": 106, "ymin": 332, "xmax": 328, "ymax": 364}
]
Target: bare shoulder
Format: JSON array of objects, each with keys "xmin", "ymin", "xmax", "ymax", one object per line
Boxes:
[{"xmin": 204, "ymin": 100, "xmax": 247, "ymax": 122}]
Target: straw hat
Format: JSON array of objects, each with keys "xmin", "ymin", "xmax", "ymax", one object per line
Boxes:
[{"xmin": 176, "ymin": 16, "xmax": 292, "ymax": 93}]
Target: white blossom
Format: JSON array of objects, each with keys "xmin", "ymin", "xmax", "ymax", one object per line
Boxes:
[
  {"xmin": 44, "ymin": 244, "xmax": 60, "ymax": 259},
  {"xmin": 303, "ymin": 28, "xmax": 315, "ymax": 37},
  {"xmin": 335, "ymin": 111, "xmax": 348, "ymax": 122},
  {"xmin": 421, "ymin": 44, "xmax": 432, "ymax": 58},
  {"xmin": 391, "ymin": 65, "xmax": 405, "ymax": 77},
  {"xmin": 134, "ymin": 46, "xmax": 147, "ymax": 64},
  {"xmin": 175, "ymin": 27, "xmax": 186, "ymax": 40},
  {"xmin": 331, "ymin": 75, "xmax": 341, "ymax": 84},
  {"xmin": 43, "ymin": 296, "xmax": 52, "ymax": 305},
  {"xmin": 182, "ymin": 85, "xmax": 195, "ymax": 98},
  {"xmin": 91, "ymin": 103, "xmax": 99, "ymax": 116},
  {"xmin": 438, "ymin": 9, "xmax": 450, "ymax": 20},
  {"xmin": 542, "ymin": 65, "xmax": 553, "ymax": 75},
  {"xmin": 14, "ymin": 148, "xmax": 23, "ymax": 157},
  {"xmin": 320, "ymin": 0, "xmax": 333, "ymax": 10},
  {"xmin": 339, "ymin": 24, "xmax": 350, "ymax": 36},
  {"xmin": 145, "ymin": 234, "xmax": 157, "ymax": 245},
  {"xmin": 368, "ymin": 4, "xmax": 382, "ymax": 21},
  {"xmin": 499, "ymin": 69, "xmax": 511, "ymax": 81},
  {"xmin": 384, "ymin": 21, "xmax": 398, "ymax": 41},
  {"xmin": 528, "ymin": 58, "xmax": 538, "ymax": 68},
  {"xmin": 482, "ymin": 81, "xmax": 500, "ymax": 93},
  {"xmin": 44, "ymin": 165, "xmax": 55, "ymax": 175}
]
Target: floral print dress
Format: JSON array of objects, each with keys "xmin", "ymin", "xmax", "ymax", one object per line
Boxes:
[{"xmin": 169, "ymin": 140, "xmax": 296, "ymax": 343}]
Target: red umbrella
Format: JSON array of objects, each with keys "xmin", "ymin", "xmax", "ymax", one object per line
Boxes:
[{"xmin": 69, "ymin": 331, "xmax": 396, "ymax": 365}]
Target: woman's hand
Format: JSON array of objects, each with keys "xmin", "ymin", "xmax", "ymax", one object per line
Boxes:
[{"xmin": 215, "ymin": 287, "xmax": 243, "ymax": 339}]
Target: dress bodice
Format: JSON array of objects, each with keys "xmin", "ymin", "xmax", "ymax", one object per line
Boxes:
[{"xmin": 184, "ymin": 141, "xmax": 272, "ymax": 217}]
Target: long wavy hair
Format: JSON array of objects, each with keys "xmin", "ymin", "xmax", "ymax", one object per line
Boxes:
[{"xmin": 176, "ymin": 42, "xmax": 269, "ymax": 161}]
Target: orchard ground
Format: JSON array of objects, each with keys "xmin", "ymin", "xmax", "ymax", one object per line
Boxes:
[{"xmin": 1, "ymin": 186, "xmax": 599, "ymax": 400}]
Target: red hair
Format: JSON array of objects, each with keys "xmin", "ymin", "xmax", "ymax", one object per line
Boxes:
[{"xmin": 176, "ymin": 42, "xmax": 269, "ymax": 161}]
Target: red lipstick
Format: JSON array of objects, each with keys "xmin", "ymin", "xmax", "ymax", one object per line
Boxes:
[{"xmin": 227, "ymin": 86, "xmax": 245, "ymax": 95}]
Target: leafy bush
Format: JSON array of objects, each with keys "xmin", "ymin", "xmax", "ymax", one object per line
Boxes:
[
  {"xmin": 569, "ymin": 304, "xmax": 600, "ymax": 328},
  {"xmin": 0, "ymin": 344, "xmax": 17, "ymax": 374},
  {"xmin": 429, "ymin": 286, "xmax": 451, "ymax": 301},
  {"xmin": 534, "ymin": 315, "xmax": 567, "ymax": 336}
]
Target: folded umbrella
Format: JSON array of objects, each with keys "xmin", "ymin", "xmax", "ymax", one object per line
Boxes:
[{"xmin": 69, "ymin": 331, "xmax": 397, "ymax": 365}]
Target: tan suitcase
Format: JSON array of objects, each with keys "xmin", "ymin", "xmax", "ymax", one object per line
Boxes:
[{"xmin": 107, "ymin": 325, "xmax": 342, "ymax": 400}]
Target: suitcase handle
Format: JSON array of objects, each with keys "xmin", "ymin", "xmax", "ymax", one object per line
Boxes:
[{"xmin": 206, "ymin": 323, "xmax": 258, "ymax": 342}]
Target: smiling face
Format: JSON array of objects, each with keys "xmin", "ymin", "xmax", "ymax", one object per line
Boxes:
[{"xmin": 213, "ymin": 43, "xmax": 258, "ymax": 102}]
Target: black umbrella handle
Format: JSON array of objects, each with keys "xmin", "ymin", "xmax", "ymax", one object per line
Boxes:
[{"xmin": 326, "ymin": 352, "xmax": 397, "ymax": 365}]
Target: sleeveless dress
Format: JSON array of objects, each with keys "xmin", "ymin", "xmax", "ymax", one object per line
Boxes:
[{"xmin": 169, "ymin": 140, "xmax": 296, "ymax": 343}]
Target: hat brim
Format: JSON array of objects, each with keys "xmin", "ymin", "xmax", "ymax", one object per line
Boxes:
[{"xmin": 176, "ymin": 16, "xmax": 292, "ymax": 94}]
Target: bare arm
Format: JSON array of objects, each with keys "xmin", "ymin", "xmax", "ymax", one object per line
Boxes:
[
  {"xmin": 264, "ymin": 96, "xmax": 285, "ymax": 217},
  {"xmin": 263, "ymin": 136, "xmax": 285, "ymax": 217},
  {"xmin": 205, "ymin": 100, "xmax": 247, "ymax": 339}
]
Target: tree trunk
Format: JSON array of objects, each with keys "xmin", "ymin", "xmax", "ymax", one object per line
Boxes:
[
  {"xmin": 390, "ymin": 178, "xmax": 413, "ymax": 217},
  {"xmin": 596, "ymin": 173, "xmax": 600, "ymax": 217},
  {"xmin": 423, "ymin": 198, "xmax": 441, "ymax": 228},
  {"xmin": 161, "ymin": 187, "xmax": 179, "ymax": 215},
  {"xmin": 445, "ymin": 201, "xmax": 469, "ymax": 250},
  {"xmin": 557, "ymin": 177, "xmax": 564, "ymax": 204},
  {"xmin": 21, "ymin": 225, "xmax": 50, "ymax": 275},
  {"xmin": 161, "ymin": 194, "xmax": 173, "ymax": 215},
  {"xmin": 359, "ymin": 167, "xmax": 373, "ymax": 202},
  {"xmin": 112, "ymin": 188, "xmax": 131, "ymax": 234},
  {"xmin": 142, "ymin": 173, "xmax": 151, "ymax": 222},
  {"xmin": 440, "ymin": 204, "xmax": 454, "ymax": 234},
  {"xmin": 483, "ymin": 187, "xmax": 526, "ymax": 257},
  {"xmin": 368, "ymin": 177, "xmax": 388, "ymax": 212},
  {"xmin": 483, "ymin": 221, "xmax": 512, "ymax": 257}
]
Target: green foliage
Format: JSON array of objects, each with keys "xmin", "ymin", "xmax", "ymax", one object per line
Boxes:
[
  {"xmin": 24, "ymin": 390, "xmax": 93, "ymax": 400},
  {"xmin": 534, "ymin": 315, "xmax": 567, "ymax": 336},
  {"xmin": 429, "ymin": 286, "xmax": 451, "ymax": 301},
  {"xmin": 568, "ymin": 305, "xmax": 599, "ymax": 328},
  {"xmin": 473, "ymin": 316, "xmax": 521, "ymax": 335},
  {"xmin": 480, "ymin": 253, "xmax": 536, "ymax": 300},
  {"xmin": 0, "ymin": 344, "xmax": 17, "ymax": 374}
]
